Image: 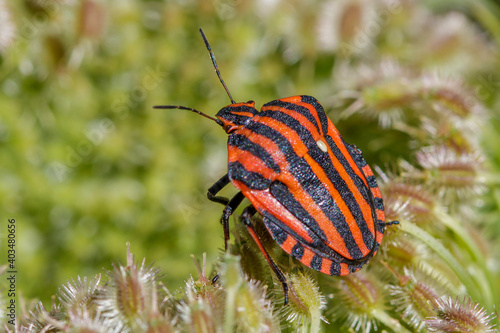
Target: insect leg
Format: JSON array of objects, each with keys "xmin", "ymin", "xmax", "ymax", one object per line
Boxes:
[
  {"xmin": 382, "ymin": 220, "xmax": 399, "ymax": 226},
  {"xmin": 240, "ymin": 205, "xmax": 289, "ymax": 305},
  {"xmin": 221, "ymin": 192, "xmax": 246, "ymax": 250},
  {"xmin": 210, "ymin": 192, "xmax": 245, "ymax": 284},
  {"xmin": 207, "ymin": 174, "xmax": 231, "ymax": 205}
]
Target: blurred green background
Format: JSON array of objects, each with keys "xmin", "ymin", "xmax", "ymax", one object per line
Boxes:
[{"xmin": 1, "ymin": 0, "xmax": 500, "ymax": 306}]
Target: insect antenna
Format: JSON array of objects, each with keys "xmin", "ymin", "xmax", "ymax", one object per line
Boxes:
[
  {"xmin": 153, "ymin": 105, "xmax": 222, "ymax": 124},
  {"xmin": 199, "ymin": 28, "xmax": 236, "ymax": 104}
]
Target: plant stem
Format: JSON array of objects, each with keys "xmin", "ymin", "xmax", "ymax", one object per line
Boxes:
[
  {"xmin": 399, "ymin": 221, "xmax": 482, "ymax": 303},
  {"xmin": 433, "ymin": 206, "xmax": 496, "ymax": 309},
  {"xmin": 372, "ymin": 308, "xmax": 412, "ymax": 333}
]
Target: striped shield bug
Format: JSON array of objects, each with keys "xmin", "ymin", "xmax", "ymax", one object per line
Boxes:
[{"xmin": 155, "ymin": 29, "xmax": 398, "ymax": 305}]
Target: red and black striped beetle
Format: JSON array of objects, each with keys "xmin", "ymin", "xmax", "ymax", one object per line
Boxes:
[{"xmin": 155, "ymin": 29, "xmax": 398, "ymax": 305}]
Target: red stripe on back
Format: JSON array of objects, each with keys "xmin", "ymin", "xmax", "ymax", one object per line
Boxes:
[
  {"xmin": 320, "ymin": 258, "xmax": 332, "ymax": 275},
  {"xmin": 340, "ymin": 263, "xmax": 349, "ymax": 276},
  {"xmin": 301, "ymin": 247, "xmax": 315, "ymax": 267},
  {"xmin": 228, "ymin": 145, "xmax": 277, "ymax": 180},
  {"xmin": 261, "ymin": 104, "xmax": 322, "ymax": 139},
  {"xmin": 376, "ymin": 210, "xmax": 385, "ymax": 221},
  {"xmin": 371, "ymin": 187, "xmax": 382, "ymax": 198},
  {"xmin": 376, "ymin": 230, "xmax": 384, "ymax": 244},
  {"xmin": 362, "ymin": 165, "xmax": 374, "ymax": 177},
  {"xmin": 234, "ymin": 127, "xmax": 290, "ymax": 167},
  {"xmin": 279, "ymin": 96, "xmax": 324, "ymax": 137},
  {"xmin": 229, "ymin": 111, "xmax": 255, "ymax": 118},
  {"xmin": 304, "ymin": 154, "xmax": 370, "ymax": 256},
  {"xmin": 232, "ymin": 180, "xmax": 315, "ymax": 244},
  {"xmin": 233, "ymin": 126, "xmax": 353, "ymax": 258},
  {"xmin": 258, "ymin": 106, "xmax": 372, "ymax": 256},
  {"xmin": 327, "ymin": 122, "xmax": 369, "ymax": 189},
  {"xmin": 229, "ymin": 102, "xmax": 255, "ymax": 108},
  {"xmin": 281, "ymin": 235, "xmax": 297, "ymax": 254},
  {"xmin": 326, "ymin": 120, "xmax": 377, "ymax": 237}
]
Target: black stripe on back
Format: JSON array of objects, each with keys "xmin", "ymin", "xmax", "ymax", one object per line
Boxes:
[
  {"xmin": 246, "ymin": 118, "xmax": 367, "ymax": 259},
  {"xmin": 269, "ymin": 180, "xmax": 327, "ymax": 242},
  {"xmin": 263, "ymin": 210, "xmax": 377, "ymax": 267},
  {"xmin": 376, "ymin": 222, "xmax": 385, "ymax": 234},
  {"xmin": 366, "ymin": 175, "xmax": 378, "ymax": 189},
  {"xmin": 292, "ymin": 243, "xmax": 304, "ymax": 260},
  {"xmin": 374, "ymin": 197, "xmax": 384, "ymax": 211},
  {"xmin": 311, "ymin": 255, "xmax": 323, "ymax": 271},
  {"xmin": 266, "ymin": 220, "xmax": 288, "ymax": 245},
  {"xmin": 228, "ymin": 134, "xmax": 280, "ymax": 173},
  {"xmin": 330, "ymin": 261, "xmax": 341, "ymax": 275},
  {"xmin": 301, "ymin": 95, "xmax": 329, "ymax": 135},
  {"xmin": 224, "ymin": 105, "xmax": 258, "ymax": 114},
  {"xmin": 288, "ymin": 158, "xmax": 365, "ymax": 260},
  {"xmin": 228, "ymin": 161, "xmax": 271, "ymax": 190},
  {"xmin": 347, "ymin": 143, "xmax": 368, "ymax": 168},
  {"xmin": 269, "ymin": 179, "xmax": 363, "ymax": 260},
  {"xmin": 325, "ymin": 135, "xmax": 376, "ymax": 249},
  {"xmin": 262, "ymin": 99, "xmax": 322, "ymax": 135},
  {"xmin": 258, "ymin": 109, "xmax": 375, "ymax": 254},
  {"xmin": 262, "ymin": 210, "xmax": 346, "ymax": 262}
]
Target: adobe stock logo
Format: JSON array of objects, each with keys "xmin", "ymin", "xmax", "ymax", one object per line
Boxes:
[{"xmin": 48, "ymin": 65, "xmax": 166, "ymax": 182}]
